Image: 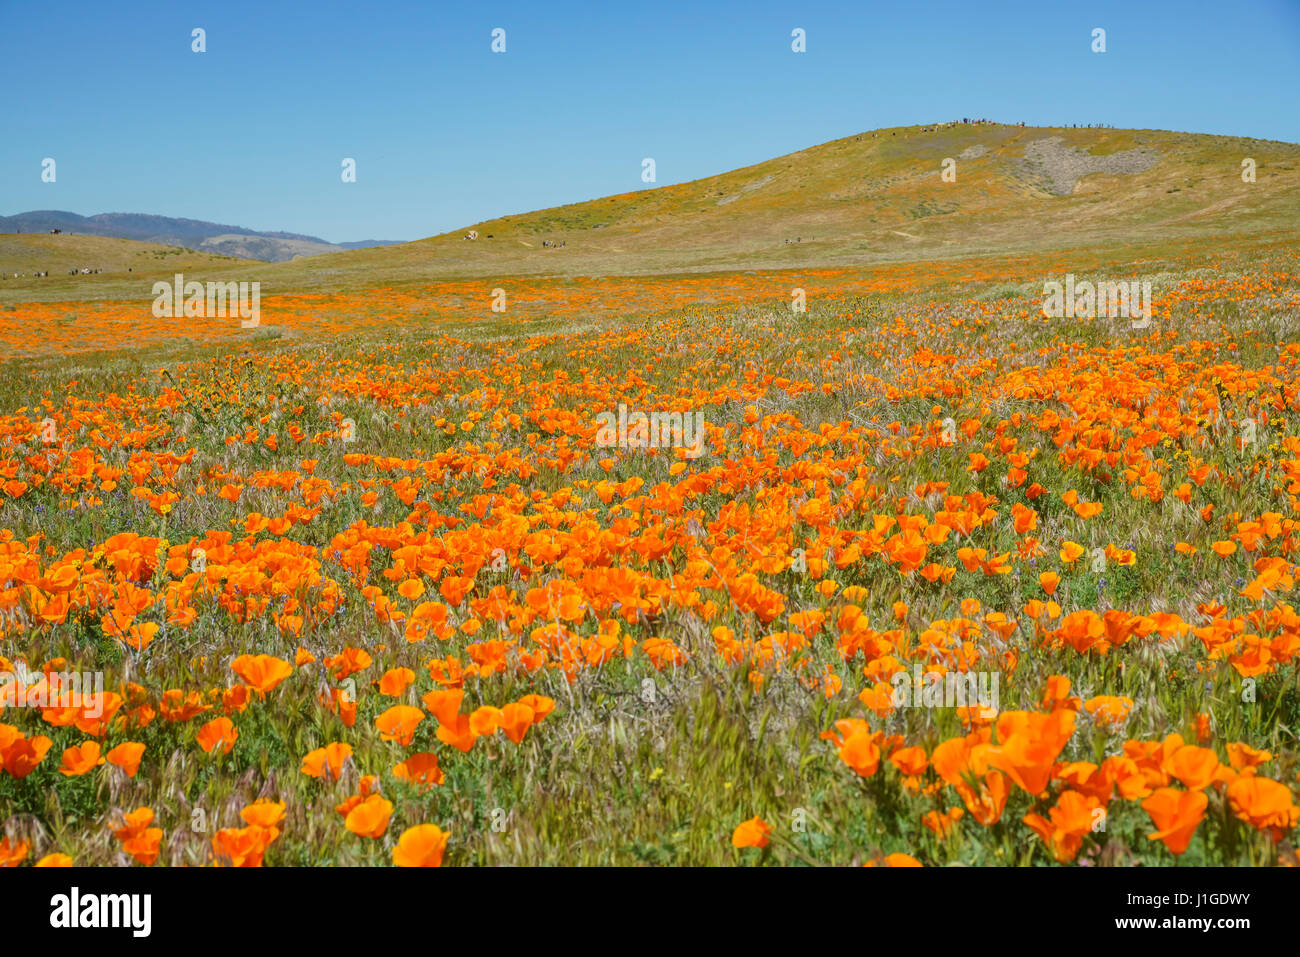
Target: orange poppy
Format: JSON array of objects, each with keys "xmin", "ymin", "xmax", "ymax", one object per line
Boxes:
[
  {"xmin": 230, "ymin": 654, "xmax": 294, "ymax": 695},
  {"xmin": 393, "ymin": 824, "xmax": 450, "ymax": 867},
  {"xmin": 731, "ymin": 816, "xmax": 772, "ymax": 849},
  {"xmin": 1227, "ymin": 776, "xmax": 1300, "ymax": 841},
  {"xmin": 196, "ymin": 716, "xmax": 238, "ymax": 755},
  {"xmin": 301, "ymin": 741, "xmax": 353, "ymax": 780},
  {"xmin": 344, "ymin": 794, "xmax": 394, "ymax": 838},
  {"xmin": 58, "ymin": 740, "xmax": 105, "ymax": 776},
  {"xmin": 375, "ymin": 705, "xmax": 425, "ymax": 746}
]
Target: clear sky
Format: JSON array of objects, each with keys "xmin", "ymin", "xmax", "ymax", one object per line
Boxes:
[{"xmin": 2, "ymin": 0, "xmax": 1297, "ymax": 243}]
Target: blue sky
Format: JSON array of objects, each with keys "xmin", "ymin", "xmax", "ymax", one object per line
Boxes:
[{"xmin": 1, "ymin": 0, "xmax": 1297, "ymax": 242}]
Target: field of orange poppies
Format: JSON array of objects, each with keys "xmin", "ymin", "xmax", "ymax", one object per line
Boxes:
[{"xmin": 2, "ymin": 238, "xmax": 1299, "ymax": 867}]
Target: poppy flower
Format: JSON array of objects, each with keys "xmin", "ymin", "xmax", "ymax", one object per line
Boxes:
[
  {"xmin": 731, "ymin": 816, "xmax": 772, "ymax": 849},
  {"xmin": 1041, "ymin": 675, "xmax": 1082, "ymax": 712},
  {"xmin": 1023, "ymin": 790, "xmax": 1099, "ymax": 863},
  {"xmin": 922, "ymin": 807, "xmax": 963, "ymax": 838},
  {"xmin": 240, "ymin": 799, "xmax": 287, "ymax": 829},
  {"xmin": 378, "ymin": 667, "xmax": 416, "ymax": 697},
  {"xmin": 1083, "ymin": 695, "xmax": 1134, "ymax": 726},
  {"xmin": 1057, "ymin": 761, "xmax": 1116, "ymax": 806},
  {"xmin": 159, "ymin": 689, "xmax": 211, "ymax": 723},
  {"xmin": 398, "ymin": 579, "xmax": 426, "ymax": 600},
  {"xmin": 196, "ymin": 716, "xmax": 238, "ymax": 755},
  {"xmin": 222, "ymin": 684, "xmax": 252, "ymax": 714},
  {"xmin": 344, "ymin": 794, "xmax": 394, "ymax": 838},
  {"xmin": 213, "ymin": 825, "xmax": 279, "ymax": 867},
  {"xmin": 111, "ymin": 807, "xmax": 164, "ymax": 866},
  {"xmin": 1227, "ymin": 776, "xmax": 1300, "ymax": 841},
  {"xmin": 1059, "ymin": 541, "xmax": 1085, "ymax": 564},
  {"xmin": 987, "ymin": 710, "xmax": 1076, "ymax": 796},
  {"xmin": 436, "ymin": 713, "xmax": 478, "ymax": 753},
  {"xmin": 498, "ymin": 702, "xmax": 535, "ymax": 744},
  {"xmin": 1227, "ymin": 742, "xmax": 1272, "ymax": 773},
  {"xmin": 335, "ymin": 776, "xmax": 381, "ymax": 818},
  {"xmin": 881, "ymin": 853, "xmax": 922, "ymax": 867},
  {"xmin": 890, "ymin": 745, "xmax": 929, "ymax": 778},
  {"xmin": 1166, "ymin": 745, "xmax": 1220, "ymax": 791},
  {"xmin": 1142, "ymin": 787, "xmax": 1208, "ymax": 855},
  {"xmin": 58, "ymin": 740, "xmax": 105, "ymax": 776},
  {"xmin": 375, "ymin": 705, "xmax": 425, "ymax": 746},
  {"xmin": 301, "ymin": 741, "xmax": 353, "ymax": 780},
  {"xmin": 422, "ymin": 688, "xmax": 465, "ymax": 725},
  {"xmin": 0, "ymin": 836, "xmax": 29, "ymax": 867},
  {"xmin": 230, "ymin": 654, "xmax": 293, "ymax": 695},
  {"xmin": 393, "ymin": 824, "xmax": 450, "ymax": 867},
  {"xmin": 1, "ymin": 731, "xmax": 53, "ymax": 778},
  {"xmin": 839, "ymin": 730, "xmax": 881, "ymax": 778},
  {"xmin": 393, "ymin": 752, "xmax": 445, "ymax": 789},
  {"xmin": 469, "ymin": 705, "xmax": 503, "ymax": 736},
  {"xmin": 327, "ymin": 647, "xmax": 373, "ymax": 681}
]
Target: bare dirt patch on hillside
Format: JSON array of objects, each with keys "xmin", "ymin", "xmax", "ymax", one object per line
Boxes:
[{"xmin": 1015, "ymin": 136, "xmax": 1159, "ymax": 196}]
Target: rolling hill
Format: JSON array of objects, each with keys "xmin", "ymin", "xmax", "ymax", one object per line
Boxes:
[
  {"xmin": 0, "ymin": 233, "xmax": 254, "ymax": 303},
  {"xmin": 3, "ymin": 122, "xmax": 1297, "ymax": 304},
  {"xmin": 260, "ymin": 121, "xmax": 1300, "ymax": 288}
]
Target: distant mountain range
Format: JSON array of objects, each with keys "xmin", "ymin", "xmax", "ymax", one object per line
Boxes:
[{"xmin": 0, "ymin": 211, "xmax": 404, "ymax": 262}]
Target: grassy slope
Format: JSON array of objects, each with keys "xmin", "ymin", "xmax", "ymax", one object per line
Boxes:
[
  {"xmin": 3, "ymin": 123, "xmax": 1297, "ymax": 306},
  {"xmin": 257, "ymin": 123, "xmax": 1300, "ymax": 282},
  {"xmin": 0, "ymin": 234, "xmax": 245, "ymax": 304}
]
